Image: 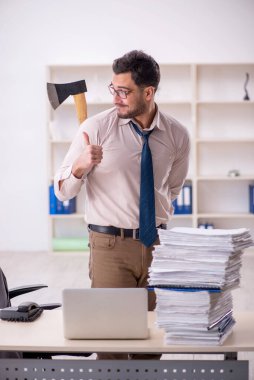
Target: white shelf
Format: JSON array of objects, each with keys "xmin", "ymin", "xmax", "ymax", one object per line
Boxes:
[
  {"xmin": 197, "ymin": 143, "xmax": 254, "ymax": 177},
  {"xmin": 157, "ymin": 101, "xmax": 192, "ymax": 105},
  {"xmin": 197, "ymin": 176, "xmax": 254, "ymax": 181},
  {"xmin": 197, "ymin": 139, "xmax": 254, "ymax": 143},
  {"xmin": 50, "ymin": 140, "xmax": 72, "ymax": 144},
  {"xmin": 47, "ymin": 62, "xmax": 254, "ymax": 251},
  {"xmin": 197, "ymin": 213, "xmax": 254, "ymax": 219},
  {"xmin": 50, "ymin": 250, "xmax": 89, "ymax": 256},
  {"xmin": 173, "ymin": 214, "xmax": 193, "ymax": 219},
  {"xmin": 50, "ymin": 213, "xmax": 194, "ymax": 220},
  {"xmin": 197, "ymin": 101, "xmax": 254, "ymax": 105},
  {"xmin": 62, "ymin": 99, "xmax": 113, "ymax": 106},
  {"xmin": 50, "ymin": 214, "xmax": 84, "ymax": 219},
  {"xmin": 196, "ymin": 64, "xmax": 254, "ymax": 102}
]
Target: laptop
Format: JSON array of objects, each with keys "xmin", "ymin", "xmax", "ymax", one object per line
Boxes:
[{"xmin": 62, "ymin": 288, "xmax": 149, "ymax": 340}]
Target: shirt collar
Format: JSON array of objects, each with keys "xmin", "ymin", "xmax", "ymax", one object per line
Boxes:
[{"xmin": 117, "ymin": 104, "xmax": 165, "ymax": 131}]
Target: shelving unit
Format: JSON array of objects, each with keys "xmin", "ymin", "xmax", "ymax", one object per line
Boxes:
[
  {"xmin": 47, "ymin": 63, "xmax": 254, "ymax": 252},
  {"xmin": 195, "ymin": 63, "xmax": 254, "ymax": 235}
]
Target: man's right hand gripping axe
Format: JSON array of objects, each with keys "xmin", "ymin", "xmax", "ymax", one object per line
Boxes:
[{"xmin": 47, "ymin": 80, "xmax": 87, "ymax": 124}]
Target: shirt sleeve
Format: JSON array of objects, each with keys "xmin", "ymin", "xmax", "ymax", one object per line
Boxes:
[
  {"xmin": 54, "ymin": 127, "xmax": 88, "ymax": 201},
  {"xmin": 168, "ymin": 128, "xmax": 191, "ymax": 201}
]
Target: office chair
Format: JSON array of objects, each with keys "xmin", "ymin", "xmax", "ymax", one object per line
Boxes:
[
  {"xmin": 0, "ymin": 266, "xmax": 48, "ymax": 310},
  {"xmin": 0, "ymin": 266, "xmax": 92, "ymax": 360},
  {"xmin": 0, "ymin": 266, "xmax": 60, "ymax": 359}
]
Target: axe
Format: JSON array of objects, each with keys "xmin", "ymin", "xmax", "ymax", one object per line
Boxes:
[{"xmin": 47, "ymin": 80, "xmax": 87, "ymax": 124}]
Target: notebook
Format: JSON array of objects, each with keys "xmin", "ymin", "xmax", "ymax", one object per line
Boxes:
[{"xmin": 62, "ymin": 288, "xmax": 149, "ymax": 339}]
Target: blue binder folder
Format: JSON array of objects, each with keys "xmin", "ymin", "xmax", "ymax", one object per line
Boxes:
[
  {"xmin": 173, "ymin": 184, "xmax": 192, "ymax": 214},
  {"xmin": 249, "ymin": 185, "xmax": 254, "ymax": 213},
  {"xmin": 49, "ymin": 185, "xmax": 76, "ymax": 214}
]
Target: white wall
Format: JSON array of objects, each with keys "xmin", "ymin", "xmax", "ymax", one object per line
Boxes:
[{"xmin": 0, "ymin": 0, "xmax": 253, "ymax": 251}]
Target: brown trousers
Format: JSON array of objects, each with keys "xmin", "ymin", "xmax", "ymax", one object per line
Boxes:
[{"xmin": 88, "ymin": 231, "xmax": 161, "ymax": 360}]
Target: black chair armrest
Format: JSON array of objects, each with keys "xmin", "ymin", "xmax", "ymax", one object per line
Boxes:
[
  {"xmin": 9, "ymin": 285, "xmax": 48, "ymax": 299},
  {"xmin": 40, "ymin": 303, "xmax": 62, "ymax": 310}
]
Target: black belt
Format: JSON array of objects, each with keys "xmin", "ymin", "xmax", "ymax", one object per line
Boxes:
[{"xmin": 88, "ymin": 224, "xmax": 167, "ymax": 240}]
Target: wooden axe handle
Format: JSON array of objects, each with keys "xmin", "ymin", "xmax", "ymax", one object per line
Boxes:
[{"xmin": 73, "ymin": 93, "xmax": 87, "ymax": 124}]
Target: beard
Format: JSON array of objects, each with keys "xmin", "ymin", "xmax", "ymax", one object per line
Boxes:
[{"xmin": 116, "ymin": 99, "xmax": 147, "ymax": 119}]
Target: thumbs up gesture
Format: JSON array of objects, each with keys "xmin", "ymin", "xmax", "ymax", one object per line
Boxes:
[
  {"xmin": 83, "ymin": 132, "xmax": 103, "ymax": 165},
  {"xmin": 72, "ymin": 132, "xmax": 103, "ymax": 179}
]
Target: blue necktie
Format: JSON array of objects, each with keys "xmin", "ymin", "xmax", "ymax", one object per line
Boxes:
[{"xmin": 131, "ymin": 121, "xmax": 157, "ymax": 247}]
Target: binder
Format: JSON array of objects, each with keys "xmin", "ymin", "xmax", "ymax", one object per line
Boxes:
[
  {"xmin": 173, "ymin": 184, "xmax": 192, "ymax": 214},
  {"xmin": 183, "ymin": 185, "xmax": 192, "ymax": 214},
  {"xmin": 249, "ymin": 185, "xmax": 254, "ymax": 213},
  {"xmin": 147, "ymin": 285, "xmax": 221, "ymax": 292},
  {"xmin": 49, "ymin": 184, "xmax": 57, "ymax": 214},
  {"xmin": 198, "ymin": 223, "xmax": 214, "ymax": 229},
  {"xmin": 49, "ymin": 185, "xmax": 76, "ymax": 214}
]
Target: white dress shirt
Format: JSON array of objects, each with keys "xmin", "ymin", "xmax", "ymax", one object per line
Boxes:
[{"xmin": 54, "ymin": 106, "xmax": 190, "ymax": 229}]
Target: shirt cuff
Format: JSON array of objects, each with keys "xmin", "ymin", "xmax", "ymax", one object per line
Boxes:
[
  {"xmin": 61, "ymin": 166, "xmax": 85, "ymax": 183},
  {"xmin": 54, "ymin": 166, "xmax": 84, "ymax": 201}
]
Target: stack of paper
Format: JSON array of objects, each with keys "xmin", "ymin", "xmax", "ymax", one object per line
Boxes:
[
  {"xmin": 149, "ymin": 227, "xmax": 253, "ymax": 345},
  {"xmin": 155, "ymin": 288, "xmax": 235, "ymax": 345},
  {"xmin": 149, "ymin": 227, "xmax": 253, "ymax": 290}
]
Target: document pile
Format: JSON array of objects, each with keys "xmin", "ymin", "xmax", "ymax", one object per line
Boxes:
[{"xmin": 149, "ymin": 227, "xmax": 253, "ymax": 345}]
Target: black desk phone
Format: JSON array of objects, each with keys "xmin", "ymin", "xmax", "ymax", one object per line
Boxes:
[
  {"xmin": 0, "ymin": 302, "xmax": 61, "ymax": 322},
  {"xmin": 0, "ymin": 302, "xmax": 42, "ymax": 321}
]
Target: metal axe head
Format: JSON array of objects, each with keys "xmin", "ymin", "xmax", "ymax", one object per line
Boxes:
[
  {"xmin": 47, "ymin": 80, "xmax": 88, "ymax": 124},
  {"xmin": 47, "ymin": 80, "xmax": 87, "ymax": 109}
]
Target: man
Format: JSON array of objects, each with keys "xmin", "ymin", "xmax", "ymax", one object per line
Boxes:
[{"xmin": 54, "ymin": 50, "xmax": 190, "ymax": 359}]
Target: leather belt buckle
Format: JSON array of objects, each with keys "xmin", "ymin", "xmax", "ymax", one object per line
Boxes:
[{"xmin": 132, "ymin": 229, "xmax": 139, "ymax": 240}]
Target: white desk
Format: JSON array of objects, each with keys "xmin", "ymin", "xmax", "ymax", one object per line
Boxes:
[
  {"xmin": 0, "ymin": 310, "xmax": 253, "ymax": 354},
  {"xmin": 0, "ymin": 310, "xmax": 252, "ymax": 380}
]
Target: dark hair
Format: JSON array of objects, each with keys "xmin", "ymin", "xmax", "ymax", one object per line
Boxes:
[{"xmin": 112, "ymin": 50, "xmax": 160, "ymax": 91}]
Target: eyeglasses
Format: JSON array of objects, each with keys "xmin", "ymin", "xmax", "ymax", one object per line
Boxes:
[{"xmin": 108, "ymin": 84, "xmax": 132, "ymax": 99}]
